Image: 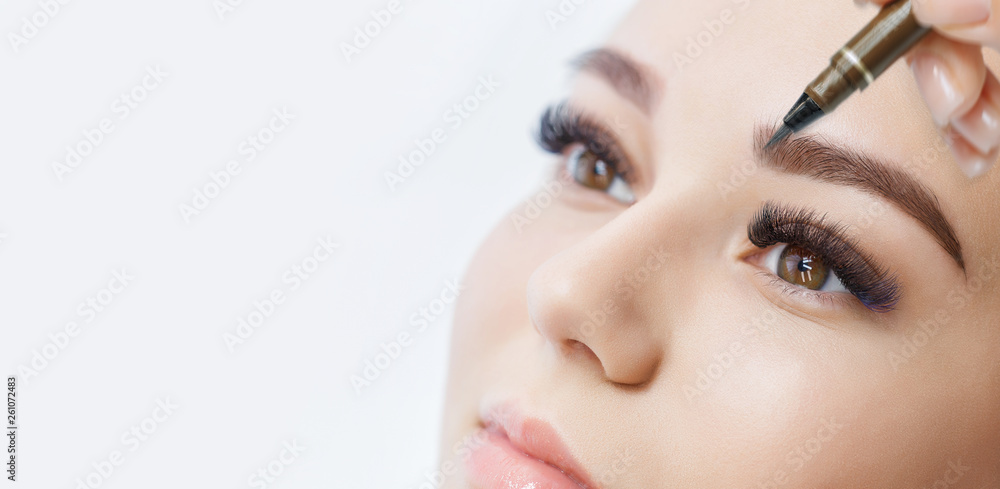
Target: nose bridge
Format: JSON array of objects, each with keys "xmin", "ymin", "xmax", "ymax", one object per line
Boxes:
[{"xmin": 526, "ymin": 202, "xmax": 673, "ymax": 385}]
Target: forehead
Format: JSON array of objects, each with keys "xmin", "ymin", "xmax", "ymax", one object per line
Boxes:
[
  {"xmin": 604, "ymin": 0, "xmax": 928, "ymax": 158},
  {"xmin": 591, "ymin": 0, "xmax": 1000, "ymax": 259}
]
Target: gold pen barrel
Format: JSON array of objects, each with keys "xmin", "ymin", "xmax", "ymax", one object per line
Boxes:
[{"xmin": 806, "ymin": 0, "xmax": 931, "ymax": 112}]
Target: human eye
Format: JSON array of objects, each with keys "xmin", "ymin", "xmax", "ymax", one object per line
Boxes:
[
  {"xmin": 758, "ymin": 244, "xmax": 849, "ymax": 293},
  {"xmin": 536, "ymin": 102, "xmax": 636, "ymax": 205},
  {"xmin": 746, "ymin": 202, "xmax": 901, "ymax": 313}
]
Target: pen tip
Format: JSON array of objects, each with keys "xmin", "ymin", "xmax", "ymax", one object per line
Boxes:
[{"xmin": 766, "ymin": 125, "xmax": 792, "ymax": 149}]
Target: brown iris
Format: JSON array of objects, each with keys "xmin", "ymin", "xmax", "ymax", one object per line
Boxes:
[
  {"xmin": 778, "ymin": 245, "xmax": 830, "ymax": 290},
  {"xmin": 571, "ymin": 147, "xmax": 615, "ymax": 191}
]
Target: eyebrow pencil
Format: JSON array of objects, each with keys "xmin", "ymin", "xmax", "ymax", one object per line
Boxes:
[{"xmin": 767, "ymin": 0, "xmax": 931, "ymax": 148}]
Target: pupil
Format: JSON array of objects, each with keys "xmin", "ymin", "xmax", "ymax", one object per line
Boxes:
[{"xmin": 777, "ymin": 245, "xmax": 829, "ymax": 290}]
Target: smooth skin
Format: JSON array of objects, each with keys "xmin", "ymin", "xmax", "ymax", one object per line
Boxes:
[{"xmin": 440, "ymin": 0, "xmax": 1000, "ymax": 487}]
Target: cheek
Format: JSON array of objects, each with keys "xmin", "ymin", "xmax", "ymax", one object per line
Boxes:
[
  {"xmin": 707, "ymin": 352, "xmax": 810, "ymax": 429},
  {"xmin": 679, "ymin": 331, "xmax": 816, "ymax": 452},
  {"xmin": 685, "ymin": 347, "xmax": 867, "ymax": 487},
  {"xmin": 671, "ymin": 304, "xmax": 881, "ymax": 481}
]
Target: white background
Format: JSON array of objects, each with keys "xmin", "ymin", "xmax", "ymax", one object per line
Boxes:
[{"xmin": 0, "ymin": 0, "xmax": 636, "ymax": 487}]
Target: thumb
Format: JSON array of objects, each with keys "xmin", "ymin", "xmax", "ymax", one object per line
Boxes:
[{"xmin": 911, "ymin": 0, "xmax": 1000, "ymax": 50}]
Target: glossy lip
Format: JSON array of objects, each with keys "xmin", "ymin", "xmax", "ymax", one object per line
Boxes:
[{"xmin": 466, "ymin": 401, "xmax": 597, "ymax": 489}]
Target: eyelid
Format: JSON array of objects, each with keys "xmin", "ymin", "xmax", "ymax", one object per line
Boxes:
[
  {"xmin": 536, "ymin": 102, "xmax": 639, "ymax": 186},
  {"xmin": 747, "ymin": 202, "xmax": 902, "ymax": 313}
]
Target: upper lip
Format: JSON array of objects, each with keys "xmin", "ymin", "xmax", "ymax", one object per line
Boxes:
[{"xmin": 480, "ymin": 401, "xmax": 598, "ymax": 489}]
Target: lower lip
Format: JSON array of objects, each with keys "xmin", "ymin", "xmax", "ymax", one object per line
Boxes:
[{"xmin": 466, "ymin": 428, "xmax": 586, "ymax": 489}]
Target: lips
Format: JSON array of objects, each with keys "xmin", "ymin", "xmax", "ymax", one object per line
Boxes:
[{"xmin": 466, "ymin": 402, "xmax": 596, "ymax": 489}]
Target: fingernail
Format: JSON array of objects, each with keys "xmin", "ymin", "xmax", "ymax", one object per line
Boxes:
[
  {"xmin": 948, "ymin": 131, "xmax": 997, "ymax": 178},
  {"xmin": 921, "ymin": 0, "xmax": 992, "ymax": 25},
  {"xmin": 956, "ymin": 151, "xmax": 995, "ymax": 178},
  {"xmin": 911, "ymin": 54, "xmax": 965, "ymax": 126},
  {"xmin": 952, "ymin": 95, "xmax": 1000, "ymax": 154}
]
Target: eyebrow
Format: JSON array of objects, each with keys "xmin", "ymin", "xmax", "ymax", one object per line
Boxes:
[
  {"xmin": 574, "ymin": 48, "xmax": 662, "ymax": 115},
  {"xmin": 755, "ymin": 124, "xmax": 964, "ymax": 270}
]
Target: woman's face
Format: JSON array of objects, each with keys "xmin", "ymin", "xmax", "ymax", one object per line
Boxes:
[{"xmin": 440, "ymin": 0, "xmax": 1000, "ymax": 487}]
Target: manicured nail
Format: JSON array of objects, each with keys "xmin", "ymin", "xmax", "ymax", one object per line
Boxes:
[
  {"xmin": 956, "ymin": 151, "xmax": 995, "ymax": 178},
  {"xmin": 948, "ymin": 131, "xmax": 998, "ymax": 178},
  {"xmin": 953, "ymin": 95, "xmax": 1000, "ymax": 154},
  {"xmin": 911, "ymin": 54, "xmax": 966, "ymax": 126},
  {"xmin": 919, "ymin": 0, "xmax": 992, "ymax": 25}
]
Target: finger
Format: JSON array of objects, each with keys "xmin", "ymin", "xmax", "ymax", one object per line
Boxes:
[
  {"xmin": 856, "ymin": 0, "xmax": 895, "ymax": 7},
  {"xmin": 943, "ymin": 123, "xmax": 1000, "ymax": 177},
  {"xmin": 854, "ymin": 0, "xmax": 990, "ymax": 15},
  {"xmin": 930, "ymin": 16, "xmax": 1000, "ymax": 51},
  {"xmin": 949, "ymin": 69, "xmax": 1000, "ymax": 176},
  {"xmin": 858, "ymin": 0, "xmax": 997, "ymax": 49},
  {"xmin": 911, "ymin": 0, "xmax": 993, "ymax": 27},
  {"xmin": 907, "ymin": 32, "xmax": 987, "ymax": 126}
]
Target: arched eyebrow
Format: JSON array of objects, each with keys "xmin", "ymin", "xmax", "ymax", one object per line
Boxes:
[
  {"xmin": 574, "ymin": 48, "xmax": 662, "ymax": 116},
  {"xmin": 574, "ymin": 48, "xmax": 963, "ymax": 269},
  {"xmin": 755, "ymin": 123, "xmax": 965, "ymax": 271}
]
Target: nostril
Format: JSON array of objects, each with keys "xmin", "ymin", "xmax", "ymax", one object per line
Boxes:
[{"xmin": 564, "ymin": 339, "xmax": 599, "ymax": 362}]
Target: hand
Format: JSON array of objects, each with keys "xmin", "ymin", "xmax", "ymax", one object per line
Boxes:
[{"xmin": 864, "ymin": 0, "xmax": 997, "ymax": 178}]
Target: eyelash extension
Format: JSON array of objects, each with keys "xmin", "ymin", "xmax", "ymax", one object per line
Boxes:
[
  {"xmin": 748, "ymin": 202, "xmax": 901, "ymax": 313},
  {"xmin": 535, "ymin": 102, "xmax": 634, "ymax": 182}
]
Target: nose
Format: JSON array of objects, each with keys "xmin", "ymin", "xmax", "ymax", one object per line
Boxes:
[{"xmin": 525, "ymin": 206, "xmax": 671, "ymax": 385}]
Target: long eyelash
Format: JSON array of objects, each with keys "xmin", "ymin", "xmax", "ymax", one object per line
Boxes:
[
  {"xmin": 535, "ymin": 102, "xmax": 633, "ymax": 182},
  {"xmin": 748, "ymin": 202, "xmax": 901, "ymax": 313}
]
